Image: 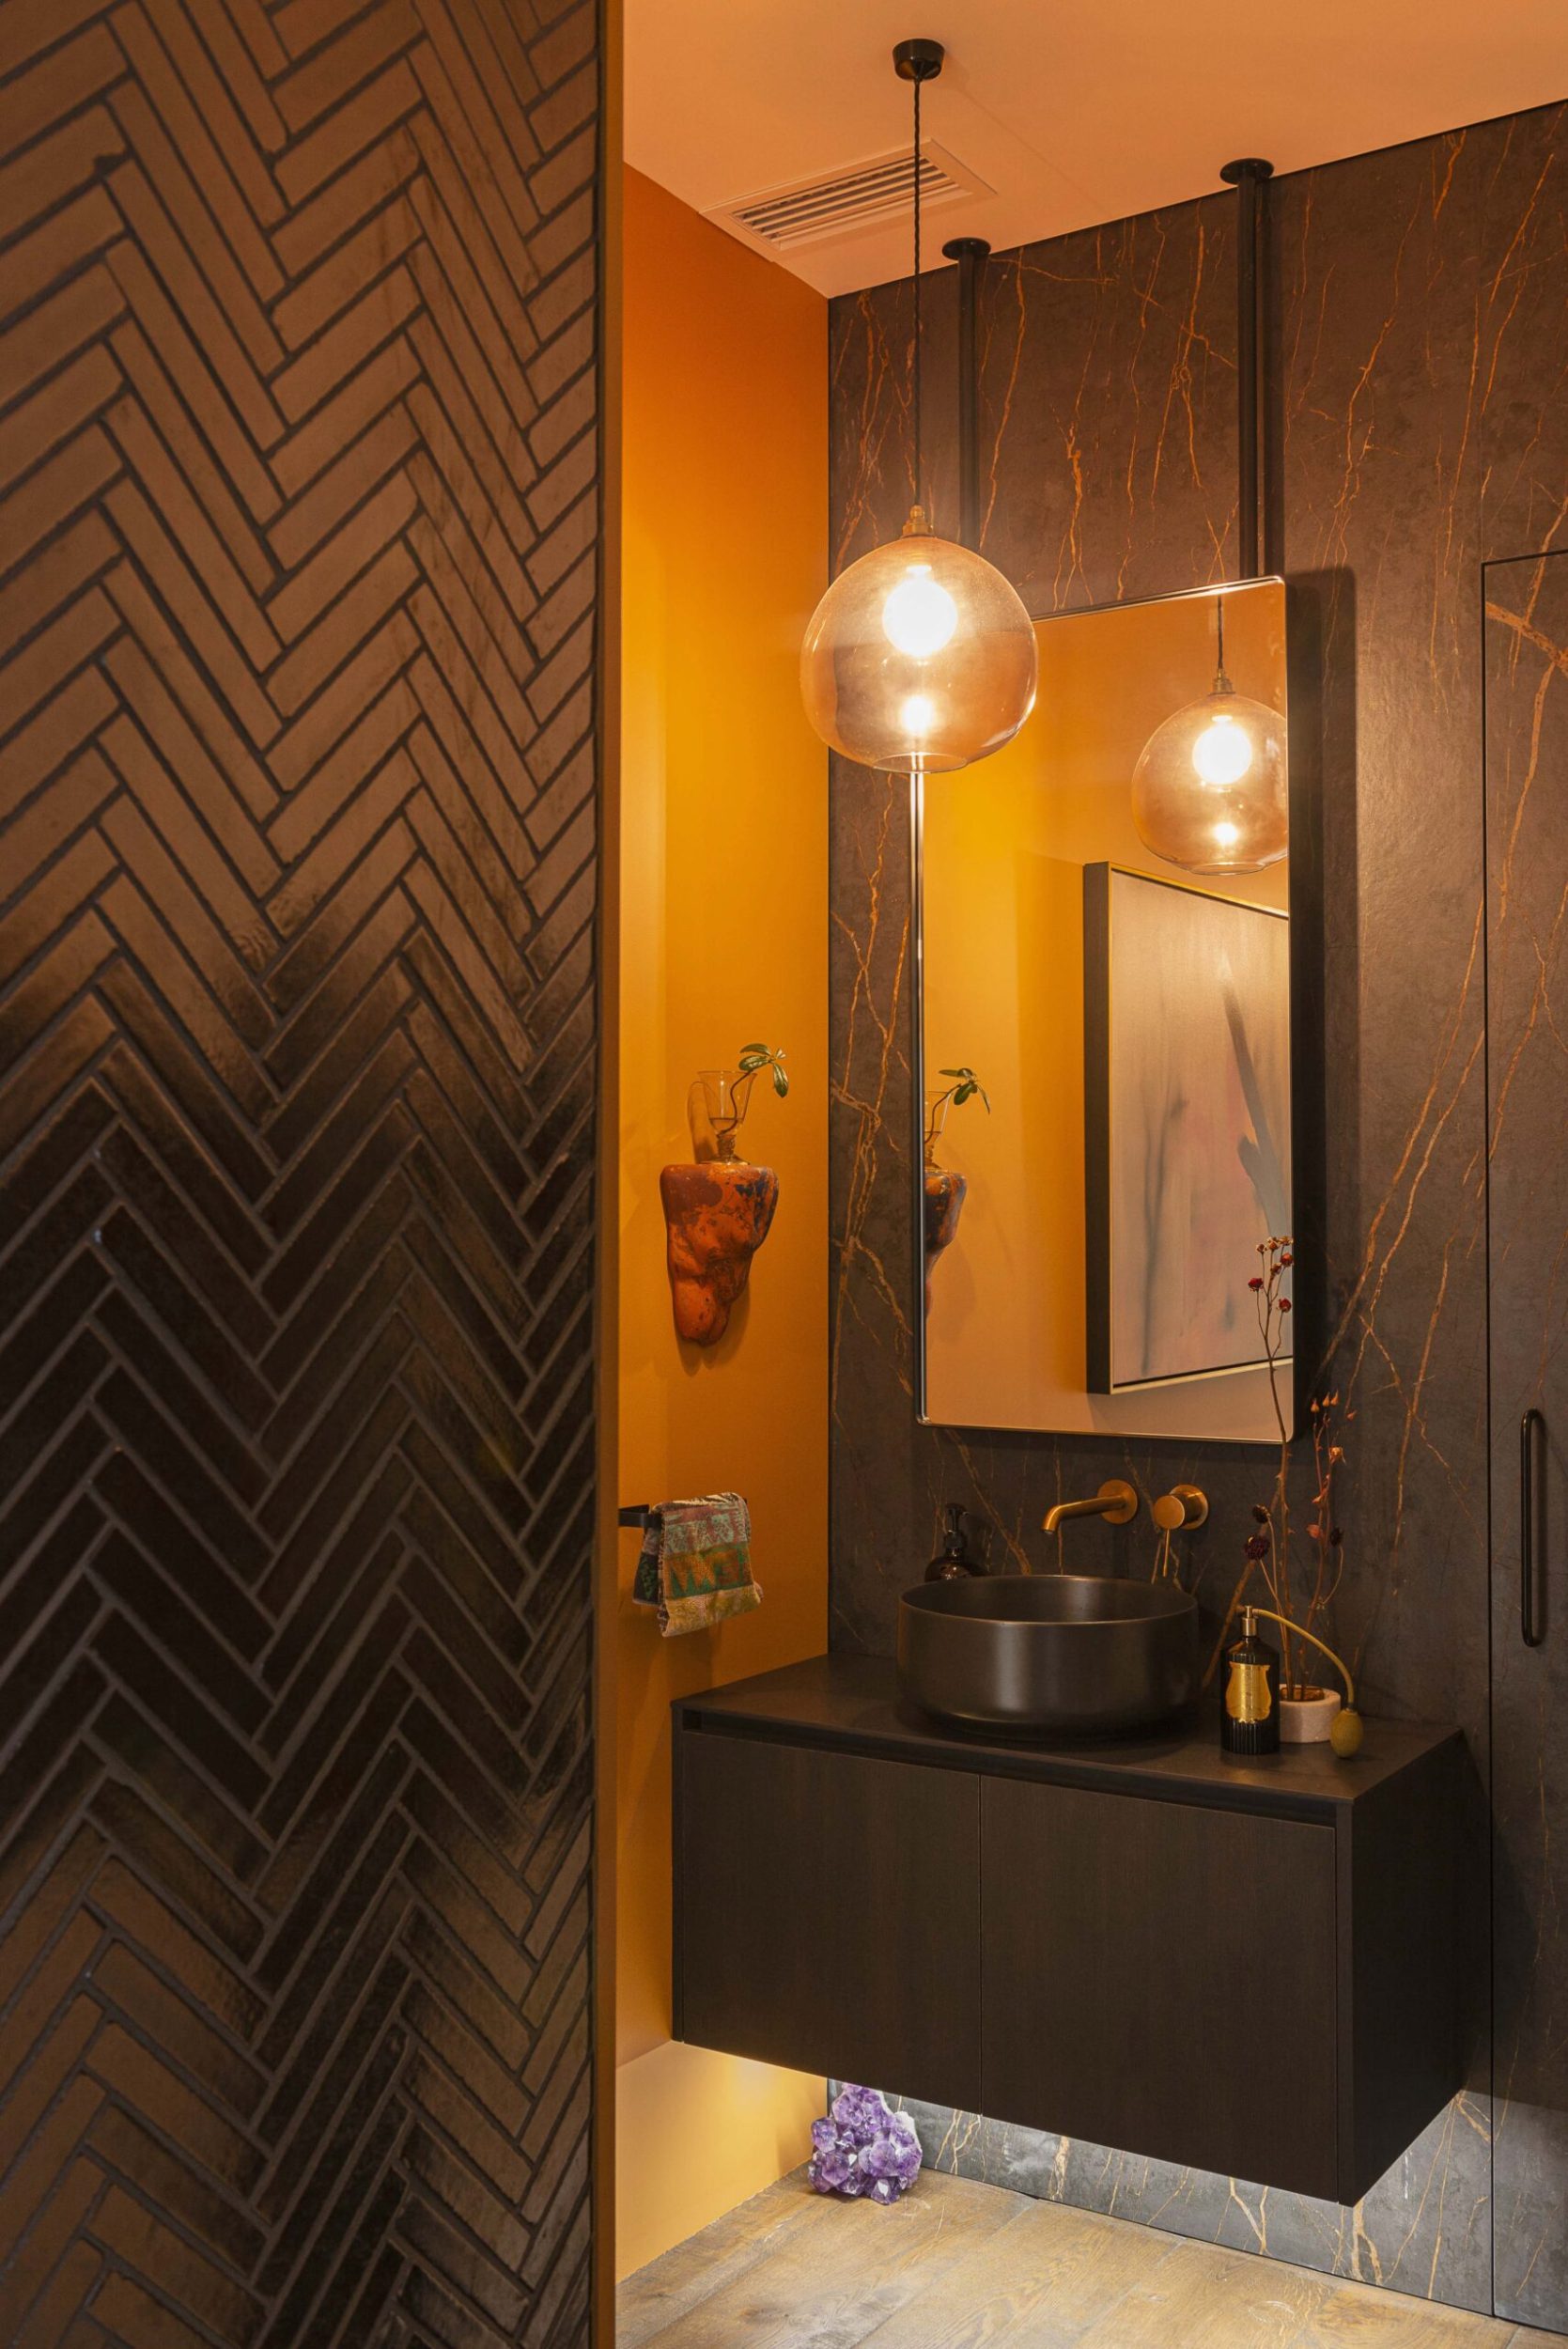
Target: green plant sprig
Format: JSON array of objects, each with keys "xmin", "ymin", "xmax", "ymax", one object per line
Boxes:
[
  {"xmin": 737, "ymin": 1042, "xmax": 789, "ymax": 1099},
  {"xmin": 937, "ymin": 1066, "xmax": 990, "ymax": 1113}
]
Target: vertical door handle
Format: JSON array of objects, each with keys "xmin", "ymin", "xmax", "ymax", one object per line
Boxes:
[{"xmin": 1522, "ymin": 1407, "xmax": 1545, "ymax": 1648}]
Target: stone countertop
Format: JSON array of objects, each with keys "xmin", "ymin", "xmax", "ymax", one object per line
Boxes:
[{"xmin": 674, "ymin": 1651, "xmax": 1463, "ymax": 1823}]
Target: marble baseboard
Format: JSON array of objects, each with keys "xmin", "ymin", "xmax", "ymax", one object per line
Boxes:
[
  {"xmin": 891, "ymin": 2092, "xmax": 1494, "ymax": 2316},
  {"xmin": 1493, "ymin": 2101, "xmax": 1568, "ymax": 2329}
]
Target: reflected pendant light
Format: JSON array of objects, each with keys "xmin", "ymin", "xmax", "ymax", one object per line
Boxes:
[
  {"xmin": 1130, "ymin": 156, "xmax": 1287, "ymax": 876},
  {"xmin": 800, "ymin": 40, "xmax": 1037, "ymax": 777},
  {"xmin": 1130, "ymin": 593, "xmax": 1288, "ymax": 873}
]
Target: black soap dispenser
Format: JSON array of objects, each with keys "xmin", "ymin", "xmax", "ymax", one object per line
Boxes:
[
  {"xmin": 1221, "ymin": 1605, "xmax": 1281, "ymax": 1755},
  {"xmin": 924, "ymin": 1502, "xmax": 980, "ymax": 1581}
]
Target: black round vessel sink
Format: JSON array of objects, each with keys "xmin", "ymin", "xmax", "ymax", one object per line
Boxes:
[{"xmin": 898, "ymin": 1573, "xmax": 1199, "ymax": 1735}]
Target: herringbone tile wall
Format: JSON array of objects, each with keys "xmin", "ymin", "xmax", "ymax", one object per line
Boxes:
[{"xmin": 0, "ymin": 0, "xmax": 599, "ymax": 2340}]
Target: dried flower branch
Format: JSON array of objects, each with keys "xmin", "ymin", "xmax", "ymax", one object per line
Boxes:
[{"xmin": 1208, "ymin": 1239, "xmax": 1355, "ymax": 1699}]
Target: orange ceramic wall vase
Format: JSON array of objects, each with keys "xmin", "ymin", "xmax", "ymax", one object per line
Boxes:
[
  {"xmin": 661, "ymin": 1161, "xmax": 780, "ymax": 1346},
  {"xmin": 924, "ymin": 1167, "xmax": 968, "ymax": 1311}
]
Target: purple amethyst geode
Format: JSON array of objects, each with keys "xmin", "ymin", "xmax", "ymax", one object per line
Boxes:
[{"xmin": 806, "ymin": 2086, "xmax": 922, "ymax": 2203}]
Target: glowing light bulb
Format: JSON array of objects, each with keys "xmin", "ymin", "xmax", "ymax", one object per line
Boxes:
[
  {"xmin": 882, "ymin": 564, "xmax": 959, "ymax": 658},
  {"xmin": 800, "ymin": 516, "xmax": 1038, "ymax": 776},
  {"xmin": 1191, "ymin": 712, "xmax": 1253, "ymax": 787},
  {"xmin": 1128, "ymin": 592, "xmax": 1286, "ymax": 872}
]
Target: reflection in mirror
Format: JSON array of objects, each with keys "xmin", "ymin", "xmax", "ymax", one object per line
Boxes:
[{"xmin": 918, "ymin": 578, "xmax": 1293, "ymax": 1443}]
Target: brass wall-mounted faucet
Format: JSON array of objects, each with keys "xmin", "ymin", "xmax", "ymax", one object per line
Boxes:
[{"xmin": 1042, "ymin": 1479, "xmax": 1139, "ymax": 1538}]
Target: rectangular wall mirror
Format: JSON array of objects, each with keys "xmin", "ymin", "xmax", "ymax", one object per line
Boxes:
[{"xmin": 916, "ymin": 577, "xmax": 1300, "ymax": 1443}]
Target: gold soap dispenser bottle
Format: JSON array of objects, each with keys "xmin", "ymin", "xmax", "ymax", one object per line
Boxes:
[{"xmin": 1221, "ymin": 1605, "xmax": 1281, "ymax": 1755}]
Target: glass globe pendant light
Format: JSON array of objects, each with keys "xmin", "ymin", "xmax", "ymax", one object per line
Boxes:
[
  {"xmin": 1130, "ymin": 593, "xmax": 1287, "ymax": 874},
  {"xmin": 800, "ymin": 41, "xmax": 1037, "ymax": 777}
]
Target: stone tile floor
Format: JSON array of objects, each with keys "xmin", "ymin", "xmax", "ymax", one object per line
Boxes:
[{"xmin": 619, "ymin": 2168, "xmax": 1562, "ymax": 2349}]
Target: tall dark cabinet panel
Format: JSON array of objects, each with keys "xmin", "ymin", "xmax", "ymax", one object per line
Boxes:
[
  {"xmin": 1487, "ymin": 549, "xmax": 1568, "ymax": 2333},
  {"xmin": 0, "ymin": 2, "xmax": 600, "ymax": 2342}
]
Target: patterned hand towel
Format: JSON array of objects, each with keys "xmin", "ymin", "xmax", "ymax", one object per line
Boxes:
[{"xmin": 632, "ymin": 1493, "xmax": 762, "ymax": 1637}]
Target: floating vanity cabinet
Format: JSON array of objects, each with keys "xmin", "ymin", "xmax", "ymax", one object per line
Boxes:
[
  {"xmin": 982, "ymin": 1779, "xmax": 1337, "ymax": 2196},
  {"xmin": 673, "ymin": 1656, "xmax": 1466, "ymax": 2205},
  {"xmin": 674, "ymin": 1729, "xmax": 981, "ymax": 2108}
]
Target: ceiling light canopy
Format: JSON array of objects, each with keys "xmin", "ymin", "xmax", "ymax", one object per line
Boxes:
[{"xmin": 800, "ymin": 39, "xmax": 1037, "ymax": 780}]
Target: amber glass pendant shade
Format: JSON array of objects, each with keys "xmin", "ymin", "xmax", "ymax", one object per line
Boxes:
[
  {"xmin": 1130, "ymin": 599, "xmax": 1287, "ymax": 874},
  {"xmin": 800, "ymin": 508, "xmax": 1038, "ymax": 776},
  {"xmin": 801, "ymin": 42, "xmax": 1036, "ymax": 777}
]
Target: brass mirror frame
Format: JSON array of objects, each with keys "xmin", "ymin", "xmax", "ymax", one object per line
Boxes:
[{"xmin": 910, "ymin": 573, "xmax": 1323, "ymax": 1443}]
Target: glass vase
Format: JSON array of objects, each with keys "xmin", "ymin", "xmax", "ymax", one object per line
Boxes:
[{"xmin": 688, "ymin": 1067, "xmax": 756, "ymax": 1164}]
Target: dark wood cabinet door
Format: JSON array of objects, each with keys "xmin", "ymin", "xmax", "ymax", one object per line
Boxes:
[
  {"xmin": 675, "ymin": 1730, "xmax": 981, "ymax": 2108},
  {"xmin": 981, "ymin": 1778, "xmax": 1338, "ymax": 2200},
  {"xmin": 1486, "ymin": 548, "xmax": 1568, "ymax": 2330}
]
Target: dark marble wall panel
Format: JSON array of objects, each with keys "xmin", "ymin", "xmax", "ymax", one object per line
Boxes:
[
  {"xmin": 0, "ymin": 1, "xmax": 599, "ymax": 2342},
  {"xmin": 829, "ymin": 104, "xmax": 1568, "ymax": 2315},
  {"xmin": 1268, "ymin": 127, "xmax": 1490, "ymax": 1725},
  {"xmin": 1477, "ymin": 107, "xmax": 1568, "ymax": 564}
]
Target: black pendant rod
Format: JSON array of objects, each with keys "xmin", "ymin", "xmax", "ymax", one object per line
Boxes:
[
  {"xmin": 1219, "ymin": 157, "xmax": 1272, "ymax": 579},
  {"xmin": 942, "ymin": 237, "xmax": 990, "ymax": 549},
  {"xmin": 894, "ymin": 39, "xmax": 944, "ymax": 516},
  {"xmin": 913, "ymin": 70, "xmax": 923, "ymax": 501}
]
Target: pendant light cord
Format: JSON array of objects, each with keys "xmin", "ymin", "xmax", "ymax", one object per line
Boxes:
[
  {"xmin": 893, "ymin": 39, "xmax": 942, "ymax": 519},
  {"xmin": 912, "ymin": 68, "xmax": 923, "ymax": 510}
]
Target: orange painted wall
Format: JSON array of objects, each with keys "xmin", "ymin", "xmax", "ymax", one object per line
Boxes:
[{"xmin": 613, "ymin": 166, "xmax": 829, "ymax": 2279}]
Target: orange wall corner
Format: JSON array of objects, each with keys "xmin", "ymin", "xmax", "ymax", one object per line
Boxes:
[
  {"xmin": 613, "ymin": 164, "xmax": 830, "ymax": 2279},
  {"xmin": 614, "ymin": 2044, "xmax": 822, "ymax": 2284}
]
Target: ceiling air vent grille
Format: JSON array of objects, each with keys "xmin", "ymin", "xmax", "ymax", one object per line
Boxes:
[{"xmin": 707, "ymin": 141, "xmax": 989, "ymax": 257}]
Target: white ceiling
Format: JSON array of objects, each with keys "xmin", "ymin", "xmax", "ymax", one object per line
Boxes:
[{"xmin": 625, "ymin": 2, "xmax": 1568, "ymax": 297}]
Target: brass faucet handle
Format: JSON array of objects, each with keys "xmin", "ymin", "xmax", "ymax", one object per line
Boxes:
[{"xmin": 1152, "ymin": 1484, "xmax": 1208, "ymax": 1532}]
